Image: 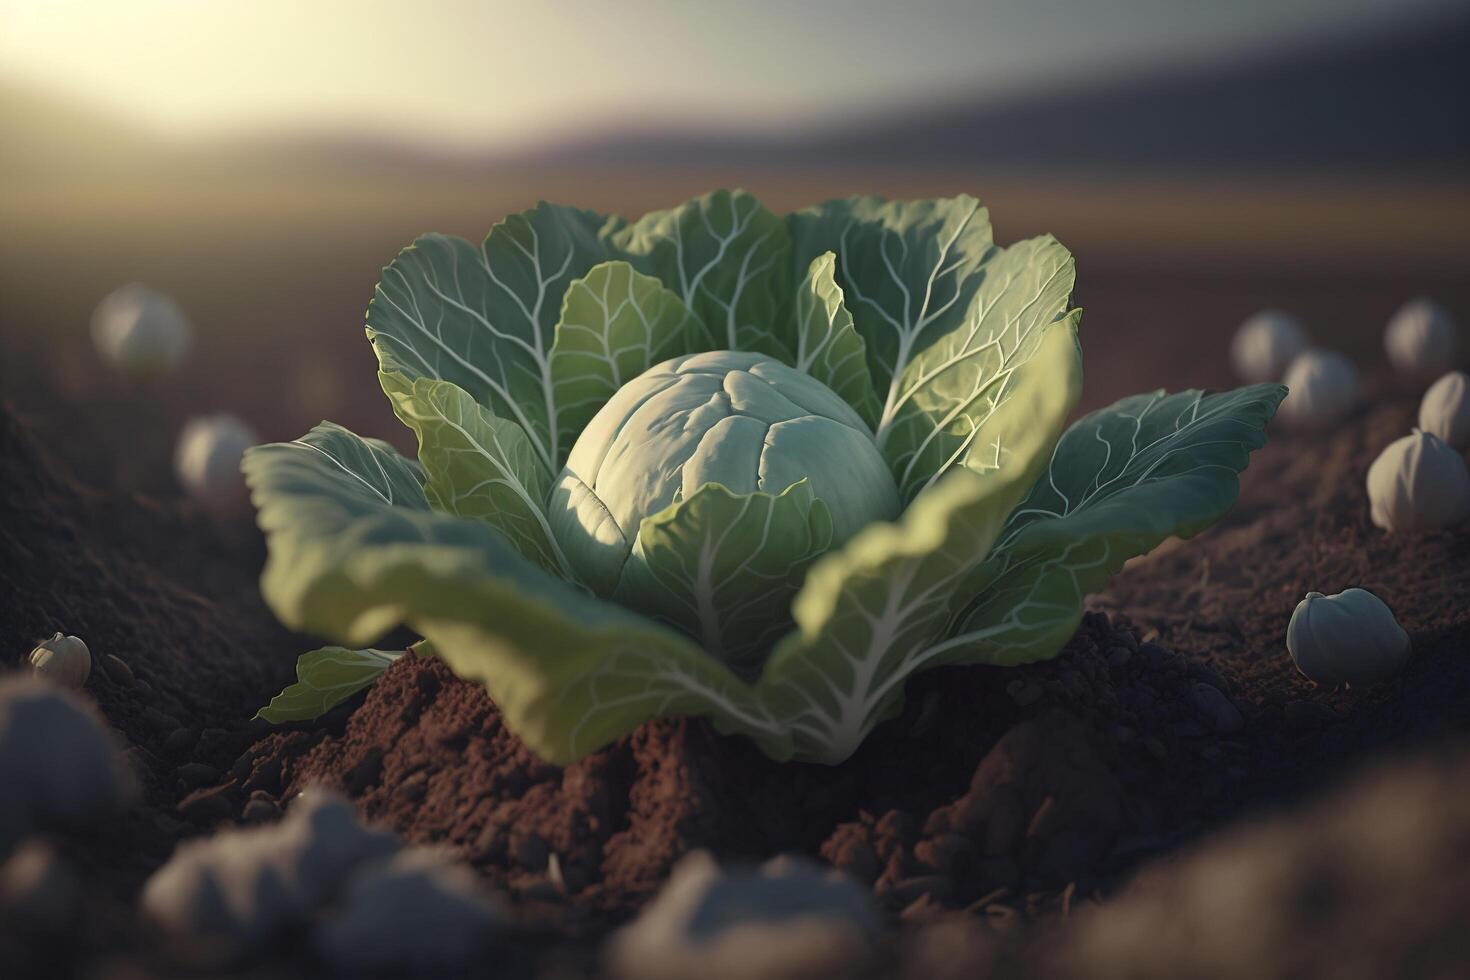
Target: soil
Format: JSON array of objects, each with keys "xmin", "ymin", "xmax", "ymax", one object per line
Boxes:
[{"xmin": 2, "ymin": 373, "xmax": 1468, "ymax": 978}]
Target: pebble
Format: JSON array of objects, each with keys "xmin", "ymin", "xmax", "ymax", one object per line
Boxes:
[
  {"xmin": 197, "ymin": 728, "xmax": 235, "ymax": 758},
  {"xmin": 1190, "ymin": 683, "xmax": 1245, "ymax": 734},
  {"xmin": 1140, "ymin": 642, "xmax": 1175, "ymax": 670},
  {"xmin": 241, "ymin": 798, "xmax": 280, "ymax": 823},
  {"xmin": 1106, "ymin": 646, "xmax": 1134, "ymax": 668},
  {"xmin": 175, "ymin": 763, "xmax": 220, "ymax": 787},
  {"xmin": 99, "ymin": 654, "xmax": 136, "ymax": 688},
  {"xmin": 133, "ymin": 680, "xmax": 153, "ymax": 699},
  {"xmin": 163, "ymin": 728, "xmax": 198, "ymax": 755}
]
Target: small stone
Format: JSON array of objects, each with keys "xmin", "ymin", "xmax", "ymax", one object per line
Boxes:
[
  {"xmin": 163, "ymin": 728, "xmax": 198, "ymax": 756},
  {"xmin": 1190, "ymin": 683, "xmax": 1244, "ymax": 734},
  {"xmin": 198, "ymin": 728, "xmax": 234, "ymax": 757},
  {"xmin": 99, "ymin": 654, "xmax": 136, "ymax": 688},
  {"xmin": 241, "ymin": 798, "xmax": 280, "ymax": 823},
  {"xmin": 1140, "ymin": 643, "xmax": 1175, "ymax": 670},
  {"xmin": 1106, "ymin": 646, "xmax": 1133, "ymax": 668},
  {"xmin": 175, "ymin": 762, "xmax": 220, "ymax": 787},
  {"xmin": 1006, "ymin": 679, "xmax": 1044, "ymax": 707},
  {"xmin": 1142, "ymin": 737, "xmax": 1168, "ymax": 761},
  {"xmin": 133, "ymin": 680, "xmax": 153, "ymax": 699}
]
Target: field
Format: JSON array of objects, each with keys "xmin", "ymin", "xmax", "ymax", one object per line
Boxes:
[{"xmin": 2, "ymin": 170, "xmax": 1469, "ymax": 978}]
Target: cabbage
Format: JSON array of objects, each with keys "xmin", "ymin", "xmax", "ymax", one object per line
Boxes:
[{"xmin": 246, "ymin": 191, "xmax": 1283, "ymax": 764}]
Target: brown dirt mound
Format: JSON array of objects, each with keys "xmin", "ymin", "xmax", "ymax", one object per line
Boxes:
[{"xmin": 224, "ymin": 387, "xmax": 1470, "ymax": 935}]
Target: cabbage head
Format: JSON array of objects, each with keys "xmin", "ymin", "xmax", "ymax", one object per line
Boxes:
[{"xmin": 245, "ymin": 191, "xmax": 1283, "ymax": 765}]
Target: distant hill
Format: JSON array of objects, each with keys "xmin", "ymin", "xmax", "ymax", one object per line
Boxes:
[
  {"xmin": 525, "ymin": 8, "xmax": 1470, "ymax": 176},
  {"xmin": 3, "ymin": 8, "xmax": 1467, "ymax": 184}
]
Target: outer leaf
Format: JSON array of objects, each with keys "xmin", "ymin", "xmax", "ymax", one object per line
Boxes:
[
  {"xmin": 751, "ymin": 316, "xmax": 1082, "ymax": 763},
  {"xmin": 792, "ymin": 252, "xmax": 881, "ymax": 430},
  {"xmin": 366, "ymin": 203, "xmax": 615, "ymax": 473},
  {"xmin": 243, "ymin": 420, "xmax": 790, "ymax": 765},
  {"xmin": 256, "ymin": 647, "xmax": 403, "ymax": 723},
  {"xmin": 609, "ymin": 189, "xmax": 793, "ymax": 359},
  {"xmin": 550, "ymin": 260, "xmax": 709, "ymax": 449},
  {"xmin": 933, "ymin": 384, "xmax": 1287, "ymax": 667},
  {"xmin": 881, "ymin": 239, "xmax": 1076, "ymax": 501},
  {"xmin": 788, "ymin": 195, "xmax": 996, "ymax": 426},
  {"xmin": 380, "ymin": 372, "xmax": 573, "ymax": 579},
  {"xmin": 613, "ymin": 480, "xmax": 834, "ymax": 676}
]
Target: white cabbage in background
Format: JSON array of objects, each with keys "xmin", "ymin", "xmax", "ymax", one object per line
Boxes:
[
  {"xmin": 1230, "ymin": 309, "xmax": 1307, "ymax": 382},
  {"xmin": 174, "ymin": 414, "xmax": 260, "ymax": 513},
  {"xmin": 91, "ymin": 284, "xmax": 193, "ymax": 379},
  {"xmin": 1385, "ymin": 298, "xmax": 1458, "ymax": 378}
]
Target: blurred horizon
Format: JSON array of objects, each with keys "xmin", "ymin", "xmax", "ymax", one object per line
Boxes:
[{"xmin": 1, "ymin": 0, "xmax": 1465, "ymax": 156}]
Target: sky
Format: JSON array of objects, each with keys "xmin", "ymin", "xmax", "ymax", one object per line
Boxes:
[{"xmin": 0, "ymin": 0, "xmax": 1458, "ymax": 149}]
